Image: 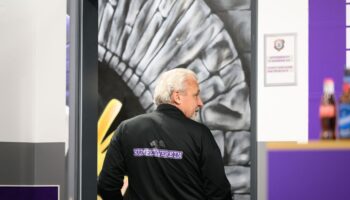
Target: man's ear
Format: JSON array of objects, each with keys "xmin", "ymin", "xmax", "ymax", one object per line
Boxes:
[{"xmin": 171, "ymin": 91, "xmax": 181, "ymax": 105}]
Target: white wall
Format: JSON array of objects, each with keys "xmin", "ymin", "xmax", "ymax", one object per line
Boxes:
[
  {"xmin": 257, "ymin": 0, "xmax": 308, "ymax": 142},
  {"xmin": 0, "ymin": 0, "xmax": 68, "ymax": 143}
]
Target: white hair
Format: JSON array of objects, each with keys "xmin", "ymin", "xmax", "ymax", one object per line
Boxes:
[{"xmin": 153, "ymin": 68, "xmax": 197, "ymax": 106}]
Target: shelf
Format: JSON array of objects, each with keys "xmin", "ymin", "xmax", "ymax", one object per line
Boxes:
[{"xmin": 267, "ymin": 140, "xmax": 350, "ymax": 150}]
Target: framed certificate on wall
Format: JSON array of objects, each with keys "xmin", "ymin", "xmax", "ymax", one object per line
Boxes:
[{"xmin": 264, "ymin": 33, "xmax": 297, "ymax": 86}]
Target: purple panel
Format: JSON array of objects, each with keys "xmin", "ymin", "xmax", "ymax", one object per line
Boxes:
[
  {"xmin": 0, "ymin": 186, "xmax": 58, "ymax": 200},
  {"xmin": 309, "ymin": 0, "xmax": 346, "ymax": 139},
  {"xmin": 269, "ymin": 150, "xmax": 350, "ymax": 200},
  {"xmin": 66, "ymin": 14, "xmax": 70, "ymax": 105}
]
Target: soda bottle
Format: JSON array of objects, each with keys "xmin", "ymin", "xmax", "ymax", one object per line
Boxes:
[
  {"xmin": 338, "ymin": 68, "xmax": 350, "ymax": 138},
  {"xmin": 319, "ymin": 78, "xmax": 336, "ymax": 139}
]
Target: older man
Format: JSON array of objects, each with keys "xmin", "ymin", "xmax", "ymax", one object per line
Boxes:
[{"xmin": 98, "ymin": 68, "xmax": 231, "ymax": 200}]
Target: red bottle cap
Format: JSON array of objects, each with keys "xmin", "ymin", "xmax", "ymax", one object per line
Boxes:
[{"xmin": 343, "ymin": 83, "xmax": 350, "ymax": 93}]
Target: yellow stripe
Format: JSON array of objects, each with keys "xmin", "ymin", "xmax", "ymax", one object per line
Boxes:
[
  {"xmin": 97, "ymin": 99, "xmax": 122, "ymax": 175},
  {"xmin": 98, "ymin": 99, "xmax": 122, "ymax": 144}
]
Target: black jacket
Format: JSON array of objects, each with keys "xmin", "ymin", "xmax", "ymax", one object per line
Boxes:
[{"xmin": 98, "ymin": 104, "xmax": 231, "ymax": 200}]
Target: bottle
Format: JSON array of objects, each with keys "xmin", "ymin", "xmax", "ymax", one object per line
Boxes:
[
  {"xmin": 319, "ymin": 78, "xmax": 336, "ymax": 139},
  {"xmin": 338, "ymin": 68, "xmax": 350, "ymax": 138}
]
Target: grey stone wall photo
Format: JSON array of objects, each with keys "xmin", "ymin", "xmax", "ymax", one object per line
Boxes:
[{"xmin": 98, "ymin": 0, "xmax": 251, "ymax": 199}]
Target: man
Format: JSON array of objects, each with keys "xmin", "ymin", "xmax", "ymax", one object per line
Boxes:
[{"xmin": 98, "ymin": 68, "xmax": 231, "ymax": 200}]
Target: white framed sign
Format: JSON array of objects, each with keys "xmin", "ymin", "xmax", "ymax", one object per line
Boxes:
[{"xmin": 264, "ymin": 33, "xmax": 297, "ymax": 86}]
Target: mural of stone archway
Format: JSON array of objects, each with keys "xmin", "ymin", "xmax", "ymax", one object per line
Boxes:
[{"xmin": 98, "ymin": 0, "xmax": 252, "ymax": 199}]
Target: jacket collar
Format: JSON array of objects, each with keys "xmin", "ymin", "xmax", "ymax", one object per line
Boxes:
[{"xmin": 156, "ymin": 104, "xmax": 186, "ymax": 118}]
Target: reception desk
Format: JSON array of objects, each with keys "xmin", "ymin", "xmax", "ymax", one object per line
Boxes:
[{"xmin": 267, "ymin": 140, "xmax": 350, "ymax": 200}]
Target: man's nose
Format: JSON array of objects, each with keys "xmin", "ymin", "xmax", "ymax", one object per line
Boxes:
[{"xmin": 197, "ymin": 96, "xmax": 203, "ymax": 107}]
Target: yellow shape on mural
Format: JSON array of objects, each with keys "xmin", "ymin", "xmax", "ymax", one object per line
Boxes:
[
  {"xmin": 97, "ymin": 98, "xmax": 122, "ymax": 175},
  {"xmin": 97, "ymin": 98, "xmax": 129, "ymax": 199}
]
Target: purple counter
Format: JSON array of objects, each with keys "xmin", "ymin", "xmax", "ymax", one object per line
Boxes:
[{"xmin": 268, "ymin": 146, "xmax": 350, "ymax": 200}]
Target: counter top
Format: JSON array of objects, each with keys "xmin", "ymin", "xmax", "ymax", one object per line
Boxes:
[{"xmin": 267, "ymin": 140, "xmax": 350, "ymax": 150}]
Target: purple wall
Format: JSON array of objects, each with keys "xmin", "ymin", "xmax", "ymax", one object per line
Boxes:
[
  {"xmin": 309, "ymin": 0, "xmax": 345, "ymax": 139},
  {"xmin": 269, "ymin": 1, "xmax": 349, "ymax": 200}
]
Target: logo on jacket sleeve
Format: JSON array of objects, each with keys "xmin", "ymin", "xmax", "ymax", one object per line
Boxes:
[{"xmin": 149, "ymin": 140, "xmax": 166, "ymax": 148}]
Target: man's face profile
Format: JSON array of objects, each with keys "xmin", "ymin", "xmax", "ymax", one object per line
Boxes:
[{"xmin": 174, "ymin": 76, "xmax": 203, "ymax": 119}]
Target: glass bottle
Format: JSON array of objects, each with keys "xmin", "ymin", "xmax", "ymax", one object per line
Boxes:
[{"xmin": 319, "ymin": 78, "xmax": 336, "ymax": 139}]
